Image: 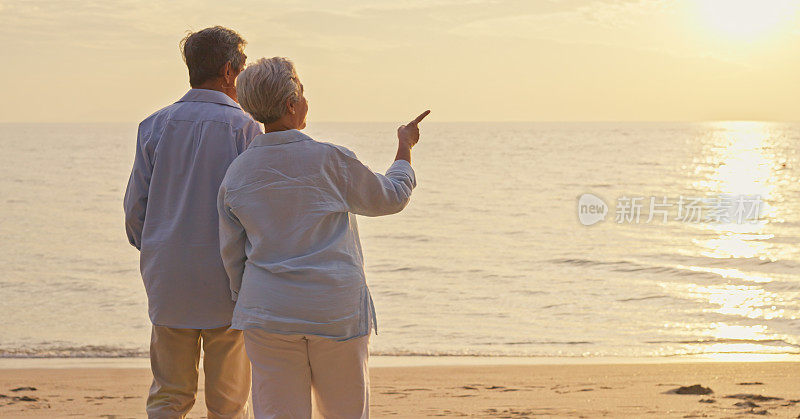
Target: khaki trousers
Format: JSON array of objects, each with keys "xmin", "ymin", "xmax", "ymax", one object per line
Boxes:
[
  {"xmin": 147, "ymin": 325, "xmax": 251, "ymax": 419},
  {"xmin": 243, "ymin": 330, "xmax": 370, "ymax": 419}
]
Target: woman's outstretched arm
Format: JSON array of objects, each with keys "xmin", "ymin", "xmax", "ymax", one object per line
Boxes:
[{"xmin": 336, "ymin": 110, "xmax": 429, "ymax": 217}]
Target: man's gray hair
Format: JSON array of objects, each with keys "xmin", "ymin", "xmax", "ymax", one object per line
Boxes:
[
  {"xmin": 236, "ymin": 57, "xmax": 302, "ymax": 124},
  {"xmin": 180, "ymin": 26, "xmax": 247, "ymax": 87}
]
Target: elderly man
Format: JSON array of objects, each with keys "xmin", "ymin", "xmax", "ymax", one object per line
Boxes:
[{"xmin": 124, "ymin": 26, "xmax": 262, "ymax": 418}]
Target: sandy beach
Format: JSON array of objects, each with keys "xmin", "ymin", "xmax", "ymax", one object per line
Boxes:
[{"xmin": 0, "ymin": 361, "xmax": 798, "ymax": 418}]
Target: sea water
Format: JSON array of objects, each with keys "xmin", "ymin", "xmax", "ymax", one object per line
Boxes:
[{"xmin": 1, "ymin": 121, "xmax": 798, "ymax": 359}]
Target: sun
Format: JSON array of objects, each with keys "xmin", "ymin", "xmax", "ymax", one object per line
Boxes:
[{"xmin": 696, "ymin": 0, "xmax": 799, "ymax": 40}]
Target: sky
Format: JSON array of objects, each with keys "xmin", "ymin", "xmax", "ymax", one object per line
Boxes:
[{"xmin": 1, "ymin": 0, "xmax": 799, "ymax": 123}]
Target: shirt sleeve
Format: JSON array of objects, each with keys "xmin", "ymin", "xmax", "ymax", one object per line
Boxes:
[
  {"xmin": 236, "ymin": 119, "xmax": 263, "ymax": 154},
  {"xmin": 333, "ymin": 146, "xmax": 417, "ymax": 217},
  {"xmin": 123, "ymin": 125, "xmax": 154, "ymax": 250},
  {"xmin": 217, "ymin": 183, "xmax": 247, "ymax": 301}
]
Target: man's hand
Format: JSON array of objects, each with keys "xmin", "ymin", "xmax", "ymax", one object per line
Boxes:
[{"xmin": 397, "ymin": 110, "xmax": 430, "ymax": 149}]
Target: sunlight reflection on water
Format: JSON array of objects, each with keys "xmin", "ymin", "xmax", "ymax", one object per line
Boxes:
[{"xmin": 679, "ymin": 122, "xmax": 796, "ymax": 358}]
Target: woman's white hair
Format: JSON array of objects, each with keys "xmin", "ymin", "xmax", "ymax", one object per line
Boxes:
[{"xmin": 236, "ymin": 57, "xmax": 302, "ymax": 124}]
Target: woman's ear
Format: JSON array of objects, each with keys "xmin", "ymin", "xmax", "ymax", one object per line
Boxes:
[{"xmin": 287, "ymin": 99, "xmax": 296, "ymax": 115}]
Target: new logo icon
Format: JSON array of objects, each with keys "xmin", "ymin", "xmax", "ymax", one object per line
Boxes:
[{"xmin": 577, "ymin": 193, "xmax": 608, "ymax": 226}]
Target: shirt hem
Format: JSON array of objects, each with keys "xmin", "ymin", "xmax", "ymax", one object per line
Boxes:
[
  {"xmin": 149, "ymin": 319, "xmax": 234, "ymax": 330},
  {"xmin": 231, "ymin": 322, "xmax": 371, "ymax": 342}
]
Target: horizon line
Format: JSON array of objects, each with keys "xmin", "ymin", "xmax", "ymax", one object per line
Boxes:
[{"xmin": 1, "ymin": 119, "xmax": 799, "ymax": 125}]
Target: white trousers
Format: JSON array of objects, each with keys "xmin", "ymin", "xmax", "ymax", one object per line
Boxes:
[
  {"xmin": 147, "ymin": 325, "xmax": 251, "ymax": 419},
  {"xmin": 243, "ymin": 330, "xmax": 370, "ymax": 419}
]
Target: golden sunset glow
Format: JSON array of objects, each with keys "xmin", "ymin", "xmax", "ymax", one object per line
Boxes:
[
  {"xmin": 2, "ymin": 1, "xmax": 800, "ymax": 122},
  {"xmin": 696, "ymin": 0, "xmax": 799, "ymax": 40}
]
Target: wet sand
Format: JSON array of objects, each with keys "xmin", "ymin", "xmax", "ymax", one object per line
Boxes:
[{"xmin": 0, "ymin": 362, "xmax": 798, "ymax": 418}]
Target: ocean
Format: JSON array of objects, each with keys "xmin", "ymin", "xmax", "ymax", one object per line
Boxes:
[{"xmin": 0, "ymin": 121, "xmax": 798, "ymax": 360}]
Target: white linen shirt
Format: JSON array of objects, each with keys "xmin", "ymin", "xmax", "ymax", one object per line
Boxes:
[
  {"xmin": 217, "ymin": 129, "xmax": 417, "ymax": 341},
  {"xmin": 124, "ymin": 89, "xmax": 263, "ymax": 329}
]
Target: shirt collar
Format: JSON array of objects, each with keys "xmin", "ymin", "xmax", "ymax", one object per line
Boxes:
[
  {"xmin": 177, "ymin": 89, "xmax": 241, "ymax": 109},
  {"xmin": 250, "ymin": 129, "xmax": 313, "ymax": 147}
]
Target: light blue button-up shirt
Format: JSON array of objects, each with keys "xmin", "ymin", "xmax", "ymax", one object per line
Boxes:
[
  {"xmin": 124, "ymin": 89, "xmax": 263, "ymax": 329},
  {"xmin": 217, "ymin": 129, "xmax": 416, "ymax": 341}
]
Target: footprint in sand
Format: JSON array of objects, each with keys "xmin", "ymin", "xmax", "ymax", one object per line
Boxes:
[
  {"xmin": 724, "ymin": 394, "xmax": 782, "ymax": 402},
  {"xmin": 439, "ymin": 409, "xmax": 468, "ymax": 416},
  {"xmin": 0, "ymin": 394, "xmax": 39, "ymax": 402},
  {"xmin": 666, "ymin": 384, "xmax": 713, "ymax": 395},
  {"xmin": 380, "ymin": 390, "xmax": 410, "ymax": 397},
  {"xmin": 83, "ymin": 395, "xmax": 117, "ymax": 401}
]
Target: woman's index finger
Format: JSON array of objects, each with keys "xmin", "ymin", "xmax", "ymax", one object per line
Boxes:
[{"xmin": 410, "ymin": 110, "xmax": 431, "ymax": 125}]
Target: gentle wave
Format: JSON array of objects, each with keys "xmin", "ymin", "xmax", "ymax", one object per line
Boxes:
[
  {"xmin": 477, "ymin": 340, "xmax": 594, "ymax": 346},
  {"xmin": 0, "ymin": 345, "xmax": 147, "ymax": 358},
  {"xmin": 2, "ymin": 343, "xmax": 798, "ymax": 358},
  {"xmin": 645, "ymin": 338, "xmax": 800, "ymax": 348},
  {"xmin": 616, "ymin": 295, "xmax": 670, "ymax": 302},
  {"xmin": 368, "ymin": 233, "xmax": 433, "ymax": 242},
  {"xmin": 550, "ymin": 258, "xmax": 722, "ymax": 280},
  {"xmin": 549, "ymin": 257, "xmax": 800, "ymax": 286}
]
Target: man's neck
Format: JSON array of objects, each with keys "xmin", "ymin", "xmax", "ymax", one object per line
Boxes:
[{"xmin": 192, "ymin": 80, "xmax": 237, "ymax": 102}]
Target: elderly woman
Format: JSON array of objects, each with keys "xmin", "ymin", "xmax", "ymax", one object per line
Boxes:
[{"xmin": 217, "ymin": 56, "xmax": 428, "ymax": 418}]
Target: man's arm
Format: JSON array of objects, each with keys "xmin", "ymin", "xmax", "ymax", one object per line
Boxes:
[
  {"xmin": 217, "ymin": 184, "xmax": 247, "ymax": 301},
  {"xmin": 123, "ymin": 126, "xmax": 153, "ymax": 250}
]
